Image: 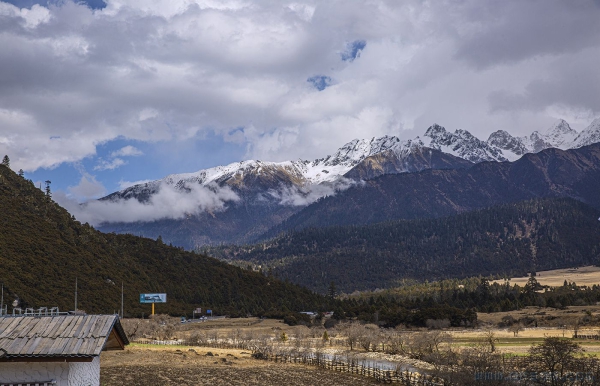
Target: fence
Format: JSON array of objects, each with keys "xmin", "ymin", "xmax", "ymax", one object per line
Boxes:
[
  {"xmin": 133, "ymin": 338, "xmax": 443, "ymax": 384},
  {"xmin": 575, "ymin": 334, "xmax": 600, "ymax": 340},
  {"xmin": 253, "ymin": 352, "xmax": 444, "ymax": 385}
]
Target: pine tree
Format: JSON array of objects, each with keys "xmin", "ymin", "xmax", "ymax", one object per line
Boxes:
[
  {"xmin": 1, "ymin": 155, "xmax": 9, "ymax": 167},
  {"xmin": 328, "ymin": 281, "xmax": 337, "ymax": 299},
  {"xmin": 44, "ymin": 180, "xmax": 52, "ymax": 199},
  {"xmin": 18, "ymin": 169, "xmax": 24, "ymax": 177}
]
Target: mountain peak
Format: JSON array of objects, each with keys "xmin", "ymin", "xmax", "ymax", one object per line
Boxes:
[
  {"xmin": 423, "ymin": 125, "xmax": 507, "ymax": 162},
  {"xmin": 542, "ymin": 119, "xmax": 578, "ymax": 149},
  {"xmin": 571, "ymin": 118, "xmax": 600, "ymax": 149},
  {"xmin": 424, "ymin": 123, "xmax": 447, "ymax": 138}
]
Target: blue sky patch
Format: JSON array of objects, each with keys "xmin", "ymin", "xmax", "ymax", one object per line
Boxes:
[
  {"xmin": 307, "ymin": 75, "xmax": 332, "ymax": 91},
  {"xmin": 3, "ymin": 0, "xmax": 106, "ymax": 9},
  {"xmin": 25, "ymin": 132, "xmax": 247, "ymax": 200},
  {"xmin": 341, "ymin": 40, "xmax": 366, "ymax": 62}
]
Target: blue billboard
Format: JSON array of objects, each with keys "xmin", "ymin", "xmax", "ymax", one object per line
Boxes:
[{"xmin": 140, "ymin": 293, "xmax": 167, "ymax": 303}]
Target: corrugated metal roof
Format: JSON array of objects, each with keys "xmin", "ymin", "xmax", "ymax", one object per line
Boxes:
[{"xmin": 0, "ymin": 315, "xmax": 128, "ymax": 358}]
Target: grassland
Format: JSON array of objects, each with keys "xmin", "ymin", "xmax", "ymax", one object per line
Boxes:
[
  {"xmin": 106, "ymin": 307, "xmax": 600, "ymax": 385},
  {"xmin": 491, "ymin": 265, "xmax": 600, "ymax": 287},
  {"xmin": 100, "ymin": 345, "xmax": 376, "ymax": 385}
]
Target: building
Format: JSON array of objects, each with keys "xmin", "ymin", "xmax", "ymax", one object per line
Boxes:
[{"xmin": 0, "ymin": 314, "xmax": 129, "ymax": 386}]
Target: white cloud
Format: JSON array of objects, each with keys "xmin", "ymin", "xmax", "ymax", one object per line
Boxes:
[
  {"xmin": 94, "ymin": 157, "xmax": 126, "ymax": 171},
  {"xmin": 68, "ymin": 174, "xmax": 107, "ymax": 200},
  {"xmin": 56, "ymin": 182, "xmax": 239, "ymax": 225},
  {"xmin": 0, "ymin": 0, "xmax": 598, "ymax": 176},
  {"xmin": 118, "ymin": 178, "xmax": 152, "ymax": 190},
  {"xmin": 269, "ymin": 177, "xmax": 359, "ymax": 206},
  {"xmin": 110, "ymin": 145, "xmax": 143, "ymax": 157}
]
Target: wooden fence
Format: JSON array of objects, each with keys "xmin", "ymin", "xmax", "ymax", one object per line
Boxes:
[
  {"xmin": 575, "ymin": 334, "xmax": 600, "ymax": 340},
  {"xmin": 133, "ymin": 338, "xmax": 444, "ymax": 384},
  {"xmin": 253, "ymin": 352, "xmax": 445, "ymax": 385}
]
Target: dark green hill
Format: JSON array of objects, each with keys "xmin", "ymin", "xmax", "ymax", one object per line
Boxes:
[
  {"xmin": 205, "ymin": 198, "xmax": 600, "ymax": 293},
  {"xmin": 261, "ymin": 144, "xmax": 600, "ymax": 239},
  {"xmin": 0, "ymin": 165, "xmax": 324, "ymax": 316}
]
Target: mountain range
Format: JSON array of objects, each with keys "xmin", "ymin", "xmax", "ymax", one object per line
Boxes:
[
  {"xmin": 204, "ymin": 198, "xmax": 600, "ymax": 293},
  {"xmin": 97, "ymin": 118, "xmax": 600, "ymax": 249}
]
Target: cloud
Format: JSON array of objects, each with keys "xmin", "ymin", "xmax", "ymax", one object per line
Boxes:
[
  {"xmin": 94, "ymin": 145, "xmax": 143, "ymax": 170},
  {"xmin": 268, "ymin": 177, "xmax": 359, "ymax": 207},
  {"xmin": 110, "ymin": 145, "xmax": 143, "ymax": 157},
  {"xmin": 56, "ymin": 182, "xmax": 239, "ymax": 225},
  {"xmin": 67, "ymin": 173, "xmax": 107, "ymax": 200},
  {"xmin": 118, "ymin": 178, "xmax": 152, "ymax": 190},
  {"xmin": 94, "ymin": 157, "xmax": 126, "ymax": 171},
  {"xmin": 0, "ymin": 0, "xmax": 598, "ymax": 178}
]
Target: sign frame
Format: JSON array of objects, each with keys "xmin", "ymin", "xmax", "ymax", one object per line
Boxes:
[{"xmin": 139, "ymin": 293, "xmax": 167, "ymax": 304}]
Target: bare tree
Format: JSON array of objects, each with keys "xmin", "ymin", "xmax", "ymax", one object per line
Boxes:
[
  {"xmin": 508, "ymin": 323, "xmax": 524, "ymax": 337},
  {"xmin": 527, "ymin": 337, "xmax": 584, "ymax": 385},
  {"xmin": 383, "ymin": 329, "xmax": 408, "ymax": 355},
  {"xmin": 358, "ymin": 326, "xmax": 377, "ymax": 351},
  {"xmin": 340, "ymin": 322, "xmax": 364, "ymax": 351},
  {"xmin": 482, "ymin": 327, "xmax": 499, "ymax": 353}
]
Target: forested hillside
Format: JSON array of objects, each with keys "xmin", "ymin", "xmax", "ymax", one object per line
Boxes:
[
  {"xmin": 206, "ymin": 198, "xmax": 600, "ymax": 293},
  {"xmin": 261, "ymin": 144, "xmax": 600, "ymax": 239},
  {"xmin": 0, "ymin": 164, "xmax": 325, "ymax": 316}
]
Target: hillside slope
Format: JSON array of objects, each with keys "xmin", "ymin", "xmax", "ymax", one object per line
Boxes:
[
  {"xmin": 0, "ymin": 165, "xmax": 324, "ymax": 316},
  {"xmin": 263, "ymin": 144, "xmax": 600, "ymax": 238},
  {"xmin": 207, "ymin": 198, "xmax": 600, "ymax": 293}
]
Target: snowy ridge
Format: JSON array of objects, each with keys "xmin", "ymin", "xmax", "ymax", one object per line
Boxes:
[
  {"xmin": 112, "ymin": 118, "xmax": 600, "ymax": 200},
  {"xmin": 487, "ymin": 119, "xmax": 587, "ymax": 161},
  {"xmin": 116, "ymin": 136, "xmax": 429, "ymax": 199},
  {"xmin": 572, "ymin": 118, "xmax": 600, "ymax": 148},
  {"xmin": 422, "ymin": 124, "xmax": 508, "ymax": 162}
]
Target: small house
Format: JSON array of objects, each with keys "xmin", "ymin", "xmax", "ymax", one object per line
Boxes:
[{"xmin": 0, "ymin": 314, "xmax": 129, "ymax": 386}]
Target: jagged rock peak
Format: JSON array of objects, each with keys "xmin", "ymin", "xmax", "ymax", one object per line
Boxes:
[
  {"xmin": 544, "ymin": 119, "xmax": 578, "ymax": 148},
  {"xmin": 422, "ymin": 124, "xmax": 508, "ymax": 162},
  {"xmin": 572, "ymin": 118, "xmax": 600, "ymax": 148},
  {"xmin": 424, "ymin": 123, "xmax": 448, "ymax": 137},
  {"xmin": 487, "ymin": 130, "xmax": 529, "ymax": 156}
]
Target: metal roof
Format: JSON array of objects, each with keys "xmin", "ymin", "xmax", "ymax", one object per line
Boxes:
[{"xmin": 0, "ymin": 315, "xmax": 129, "ymax": 359}]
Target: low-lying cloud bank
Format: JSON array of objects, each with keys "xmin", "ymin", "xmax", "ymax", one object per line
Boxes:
[
  {"xmin": 268, "ymin": 177, "xmax": 360, "ymax": 206},
  {"xmin": 55, "ymin": 183, "xmax": 239, "ymax": 226},
  {"xmin": 55, "ymin": 176, "xmax": 359, "ymax": 226}
]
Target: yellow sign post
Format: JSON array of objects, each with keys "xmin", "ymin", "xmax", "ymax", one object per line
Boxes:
[{"xmin": 140, "ymin": 293, "xmax": 166, "ymax": 317}]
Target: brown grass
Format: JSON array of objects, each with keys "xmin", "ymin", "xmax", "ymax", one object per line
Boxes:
[
  {"xmin": 491, "ymin": 265, "xmax": 600, "ymax": 287},
  {"xmin": 100, "ymin": 345, "xmax": 376, "ymax": 385}
]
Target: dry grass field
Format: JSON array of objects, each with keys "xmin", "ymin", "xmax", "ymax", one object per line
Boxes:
[
  {"xmin": 491, "ymin": 265, "xmax": 600, "ymax": 287},
  {"xmin": 108, "ymin": 306, "xmax": 600, "ymax": 384},
  {"xmin": 100, "ymin": 345, "xmax": 376, "ymax": 386}
]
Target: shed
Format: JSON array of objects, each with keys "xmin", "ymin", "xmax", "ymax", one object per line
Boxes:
[{"xmin": 0, "ymin": 314, "xmax": 129, "ymax": 386}]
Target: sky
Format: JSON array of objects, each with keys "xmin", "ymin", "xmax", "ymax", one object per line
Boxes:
[{"xmin": 1, "ymin": 0, "xmax": 600, "ymax": 206}]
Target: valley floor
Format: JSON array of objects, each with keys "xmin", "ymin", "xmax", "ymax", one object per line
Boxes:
[{"xmin": 100, "ymin": 345, "xmax": 376, "ymax": 386}]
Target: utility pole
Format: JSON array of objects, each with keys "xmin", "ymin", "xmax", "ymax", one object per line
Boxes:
[
  {"xmin": 74, "ymin": 277, "xmax": 78, "ymax": 312},
  {"xmin": 121, "ymin": 282, "xmax": 124, "ymax": 319},
  {"xmin": 1, "ymin": 283, "xmax": 4, "ymax": 316}
]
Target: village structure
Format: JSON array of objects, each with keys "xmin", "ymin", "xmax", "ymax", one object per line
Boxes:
[{"xmin": 0, "ymin": 314, "xmax": 128, "ymax": 386}]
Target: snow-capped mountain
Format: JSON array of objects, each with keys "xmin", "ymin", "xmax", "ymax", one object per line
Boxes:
[
  {"xmin": 571, "ymin": 118, "xmax": 600, "ymax": 148},
  {"xmin": 97, "ymin": 118, "xmax": 600, "ymax": 249},
  {"xmin": 107, "ymin": 135, "xmax": 460, "ymax": 203},
  {"xmin": 487, "ymin": 119, "xmax": 580, "ymax": 161},
  {"xmin": 421, "ymin": 124, "xmax": 508, "ymax": 162},
  {"xmin": 105, "ymin": 118, "xmax": 600, "ymax": 206},
  {"xmin": 544, "ymin": 119, "xmax": 579, "ymax": 148}
]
